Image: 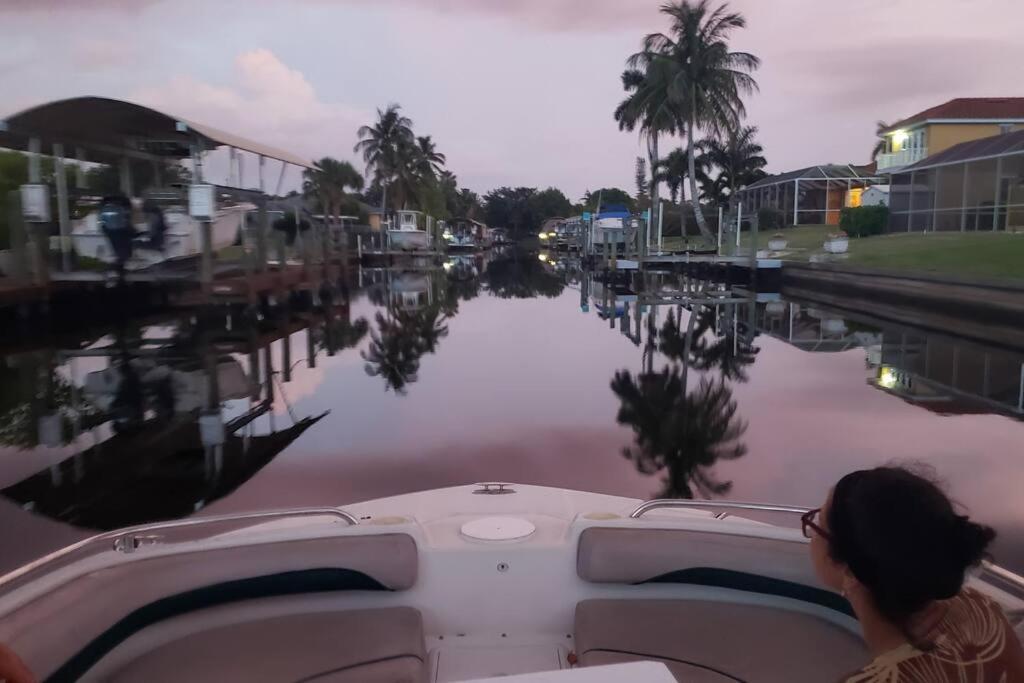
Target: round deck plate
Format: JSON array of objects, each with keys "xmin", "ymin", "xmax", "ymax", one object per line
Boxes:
[{"xmin": 460, "ymin": 516, "xmax": 536, "ymax": 542}]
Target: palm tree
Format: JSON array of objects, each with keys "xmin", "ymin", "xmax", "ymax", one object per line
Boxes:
[
  {"xmin": 656, "ymin": 148, "xmax": 688, "ymax": 234},
  {"xmin": 697, "ymin": 125, "xmax": 767, "ymax": 206},
  {"xmin": 871, "ymin": 121, "xmax": 891, "ymax": 161},
  {"xmin": 614, "ymin": 62, "xmax": 681, "ymax": 250},
  {"xmin": 354, "ymin": 104, "xmax": 415, "ymax": 214},
  {"xmin": 416, "ymin": 136, "xmax": 446, "ymax": 177},
  {"xmin": 302, "ymin": 157, "xmax": 364, "ymax": 226},
  {"xmin": 628, "ymin": 0, "xmax": 759, "ymax": 239}
]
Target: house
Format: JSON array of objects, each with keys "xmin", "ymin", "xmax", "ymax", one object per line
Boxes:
[
  {"xmin": 737, "ymin": 164, "xmax": 881, "ymax": 226},
  {"xmin": 861, "ymin": 185, "xmax": 890, "ymax": 207},
  {"xmin": 875, "ymin": 97, "xmax": 1024, "ymax": 173},
  {"xmin": 886, "ymin": 128, "xmax": 1024, "ymax": 232}
]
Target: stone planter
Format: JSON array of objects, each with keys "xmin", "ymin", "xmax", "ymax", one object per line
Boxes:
[
  {"xmin": 767, "ymin": 238, "xmax": 788, "ymax": 251},
  {"xmin": 823, "ymin": 237, "xmax": 849, "ymax": 254}
]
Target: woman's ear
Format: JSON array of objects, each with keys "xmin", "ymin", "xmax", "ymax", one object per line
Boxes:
[{"xmin": 841, "ymin": 570, "xmax": 862, "ymax": 599}]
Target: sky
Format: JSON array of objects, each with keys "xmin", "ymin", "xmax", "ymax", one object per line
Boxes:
[{"xmin": 2, "ymin": 0, "xmax": 1023, "ymax": 199}]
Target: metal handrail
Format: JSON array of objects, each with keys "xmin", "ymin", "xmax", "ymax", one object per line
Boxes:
[
  {"xmin": 629, "ymin": 499, "xmax": 811, "ymax": 519},
  {"xmin": 981, "ymin": 561, "xmax": 1024, "ymax": 600},
  {"xmin": 0, "ymin": 507, "xmax": 358, "ymax": 597}
]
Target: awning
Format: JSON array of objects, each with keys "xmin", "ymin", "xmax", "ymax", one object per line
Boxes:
[{"xmin": 0, "ymin": 96, "xmax": 310, "ymax": 169}]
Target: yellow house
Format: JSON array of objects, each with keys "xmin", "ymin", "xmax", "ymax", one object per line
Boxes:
[{"xmin": 876, "ymin": 97, "xmax": 1024, "ymax": 172}]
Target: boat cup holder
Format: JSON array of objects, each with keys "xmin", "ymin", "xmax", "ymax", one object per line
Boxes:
[{"xmin": 460, "ymin": 516, "xmax": 536, "ymax": 542}]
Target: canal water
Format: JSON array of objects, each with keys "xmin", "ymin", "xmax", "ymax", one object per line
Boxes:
[{"xmin": 2, "ymin": 248, "xmax": 1023, "ymax": 574}]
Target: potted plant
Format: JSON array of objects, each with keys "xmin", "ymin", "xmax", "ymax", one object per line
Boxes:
[
  {"xmin": 823, "ymin": 230, "xmax": 849, "ymax": 254},
  {"xmin": 767, "ymin": 232, "xmax": 788, "ymax": 251}
]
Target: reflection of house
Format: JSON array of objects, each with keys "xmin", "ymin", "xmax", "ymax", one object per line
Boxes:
[
  {"xmin": 876, "ymin": 98, "xmax": 1024, "ymax": 172},
  {"xmin": 868, "ymin": 331, "xmax": 1024, "ymax": 419},
  {"xmin": 757, "ymin": 302, "xmax": 880, "ymax": 352},
  {"xmin": 887, "ymin": 129, "xmax": 1024, "ymax": 232},
  {"xmin": 738, "ymin": 164, "xmax": 882, "ymax": 226}
]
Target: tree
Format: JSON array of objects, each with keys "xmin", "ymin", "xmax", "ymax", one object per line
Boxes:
[
  {"xmin": 483, "ymin": 187, "xmax": 537, "ymax": 236},
  {"xmin": 416, "ymin": 136, "xmax": 446, "ymax": 177},
  {"xmin": 697, "ymin": 125, "xmax": 767, "ymax": 206},
  {"xmin": 302, "ymin": 157, "xmax": 364, "ymax": 226},
  {"xmin": 530, "ymin": 187, "xmax": 572, "ymax": 223},
  {"xmin": 580, "ymin": 187, "xmax": 635, "ymax": 213},
  {"xmin": 614, "ymin": 62, "xmax": 680, "ymax": 240},
  {"xmin": 871, "ymin": 121, "xmax": 891, "ymax": 161},
  {"xmin": 354, "ymin": 104, "xmax": 415, "ymax": 214},
  {"xmin": 656, "ymin": 148, "xmax": 689, "ymax": 233},
  {"xmin": 628, "ymin": 0, "xmax": 759, "ymax": 238},
  {"xmin": 634, "ymin": 157, "xmax": 650, "ymax": 211}
]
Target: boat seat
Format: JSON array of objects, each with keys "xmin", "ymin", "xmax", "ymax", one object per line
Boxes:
[
  {"xmin": 106, "ymin": 606, "xmax": 427, "ymax": 683},
  {"xmin": 575, "ymin": 599, "xmax": 867, "ymax": 683},
  {"xmin": 0, "ymin": 533, "xmax": 418, "ymax": 681}
]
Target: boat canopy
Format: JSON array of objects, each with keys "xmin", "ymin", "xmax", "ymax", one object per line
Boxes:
[{"xmin": 0, "ymin": 96, "xmax": 311, "ymax": 169}]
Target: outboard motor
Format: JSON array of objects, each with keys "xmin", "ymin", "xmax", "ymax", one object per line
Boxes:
[{"xmin": 99, "ymin": 195, "xmax": 137, "ymax": 274}]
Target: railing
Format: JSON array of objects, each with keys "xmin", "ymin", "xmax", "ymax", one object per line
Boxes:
[
  {"xmin": 876, "ymin": 148, "xmax": 927, "ymax": 171},
  {"xmin": 630, "ymin": 499, "xmax": 810, "ymax": 520},
  {"xmin": 627, "ymin": 499, "xmax": 1024, "ymax": 601},
  {"xmin": 0, "ymin": 507, "xmax": 359, "ymax": 597}
]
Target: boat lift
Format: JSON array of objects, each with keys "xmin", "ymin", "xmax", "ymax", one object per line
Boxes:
[{"xmin": 0, "ymin": 96, "xmax": 317, "ymax": 298}]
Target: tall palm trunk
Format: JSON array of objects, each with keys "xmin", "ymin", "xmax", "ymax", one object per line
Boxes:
[
  {"xmin": 647, "ymin": 134, "xmax": 659, "ymax": 257},
  {"xmin": 687, "ymin": 116, "xmax": 711, "ymax": 239}
]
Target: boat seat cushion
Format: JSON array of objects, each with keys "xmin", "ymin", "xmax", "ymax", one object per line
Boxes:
[
  {"xmin": 0, "ymin": 533, "xmax": 418, "ymax": 680},
  {"xmin": 106, "ymin": 606, "xmax": 427, "ymax": 683},
  {"xmin": 575, "ymin": 599, "xmax": 867, "ymax": 683},
  {"xmin": 578, "ymin": 527, "xmax": 813, "ymax": 586}
]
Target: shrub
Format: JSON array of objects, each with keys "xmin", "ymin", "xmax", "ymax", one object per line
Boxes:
[
  {"xmin": 840, "ymin": 205, "xmax": 888, "ymax": 238},
  {"xmin": 757, "ymin": 207, "xmax": 786, "ymax": 232}
]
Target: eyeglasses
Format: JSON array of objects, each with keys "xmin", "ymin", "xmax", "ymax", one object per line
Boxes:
[{"xmin": 801, "ymin": 508, "xmax": 831, "ymax": 540}]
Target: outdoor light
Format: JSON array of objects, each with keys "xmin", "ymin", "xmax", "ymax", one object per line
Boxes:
[
  {"xmin": 878, "ymin": 366, "xmax": 898, "ymax": 390},
  {"xmin": 539, "ymin": 233, "xmax": 548, "ymax": 240},
  {"xmin": 892, "ymin": 130, "xmax": 909, "ymax": 147},
  {"xmin": 538, "ymin": 253, "xmax": 548, "ymax": 262},
  {"xmin": 442, "ymin": 261, "xmax": 454, "ymax": 271}
]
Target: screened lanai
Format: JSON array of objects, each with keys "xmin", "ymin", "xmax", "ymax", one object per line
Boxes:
[
  {"xmin": 887, "ymin": 130, "xmax": 1024, "ymax": 233},
  {"xmin": 737, "ymin": 164, "xmax": 882, "ymax": 226}
]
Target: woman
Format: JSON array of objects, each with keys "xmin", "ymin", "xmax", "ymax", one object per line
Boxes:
[{"xmin": 804, "ymin": 466, "xmax": 1024, "ymax": 681}]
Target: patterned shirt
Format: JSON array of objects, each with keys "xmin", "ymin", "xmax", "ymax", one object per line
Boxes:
[{"xmin": 843, "ymin": 589, "xmax": 1024, "ymax": 682}]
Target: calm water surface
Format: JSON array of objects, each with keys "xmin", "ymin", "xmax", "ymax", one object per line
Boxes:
[{"xmin": 2, "ymin": 249, "xmax": 1023, "ymax": 573}]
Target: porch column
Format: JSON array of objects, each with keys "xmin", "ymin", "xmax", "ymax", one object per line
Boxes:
[{"xmin": 792, "ymin": 179, "xmax": 799, "ymax": 226}]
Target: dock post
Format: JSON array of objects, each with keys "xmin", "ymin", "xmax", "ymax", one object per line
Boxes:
[
  {"xmin": 736, "ymin": 204, "xmax": 743, "ymax": 250},
  {"xmin": 611, "ymin": 240, "xmax": 617, "ymax": 271},
  {"xmin": 357, "ymin": 234, "xmax": 363, "ymax": 259},
  {"xmin": 717, "ymin": 206, "xmax": 724, "ymax": 255},
  {"xmin": 52, "ymin": 143, "xmax": 71, "ymax": 272},
  {"xmin": 282, "ymin": 331, "xmax": 292, "ymax": 383},
  {"xmin": 200, "ymin": 219, "xmax": 213, "ymax": 294},
  {"xmin": 257, "ymin": 202, "xmax": 269, "ymax": 273},
  {"xmin": 7, "ymin": 191, "xmax": 29, "ymax": 281},
  {"xmin": 307, "ymin": 322, "xmax": 317, "ymax": 369}
]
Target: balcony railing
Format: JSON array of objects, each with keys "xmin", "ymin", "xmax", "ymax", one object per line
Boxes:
[{"xmin": 876, "ymin": 148, "xmax": 927, "ymax": 171}]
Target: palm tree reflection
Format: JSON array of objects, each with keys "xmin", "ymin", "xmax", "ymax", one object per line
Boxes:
[
  {"xmin": 362, "ymin": 304, "xmax": 449, "ymax": 395},
  {"xmin": 611, "ymin": 303, "xmax": 753, "ymax": 499}
]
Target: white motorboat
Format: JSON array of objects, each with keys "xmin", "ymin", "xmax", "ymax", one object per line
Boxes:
[
  {"xmin": 388, "ymin": 211, "xmax": 431, "ymax": 251},
  {"xmin": 389, "ymin": 272, "xmax": 433, "ymax": 311},
  {"xmin": 1, "ymin": 483, "xmax": 1021, "ymax": 682},
  {"xmin": 72, "ymin": 202, "xmax": 255, "ymax": 271}
]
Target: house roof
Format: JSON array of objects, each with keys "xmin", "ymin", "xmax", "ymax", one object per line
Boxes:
[
  {"xmin": 742, "ymin": 163, "xmax": 879, "ymax": 191},
  {"xmin": 0, "ymin": 96, "xmax": 311, "ymax": 169},
  {"xmin": 883, "ymin": 97, "xmax": 1024, "ymax": 133},
  {"xmin": 902, "ymin": 129, "xmax": 1024, "ymax": 172}
]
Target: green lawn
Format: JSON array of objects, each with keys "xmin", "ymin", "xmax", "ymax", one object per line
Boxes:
[{"xmin": 744, "ymin": 226, "xmax": 1024, "ymax": 282}]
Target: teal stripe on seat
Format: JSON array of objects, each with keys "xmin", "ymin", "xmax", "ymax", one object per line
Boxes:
[
  {"xmin": 642, "ymin": 567, "xmax": 856, "ymax": 618},
  {"xmin": 47, "ymin": 568, "xmax": 389, "ymax": 683}
]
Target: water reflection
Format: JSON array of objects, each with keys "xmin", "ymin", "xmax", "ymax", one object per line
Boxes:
[
  {"xmin": 0, "ymin": 299, "xmax": 356, "ymax": 530},
  {"xmin": 606, "ymin": 274, "xmax": 759, "ymax": 499}
]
